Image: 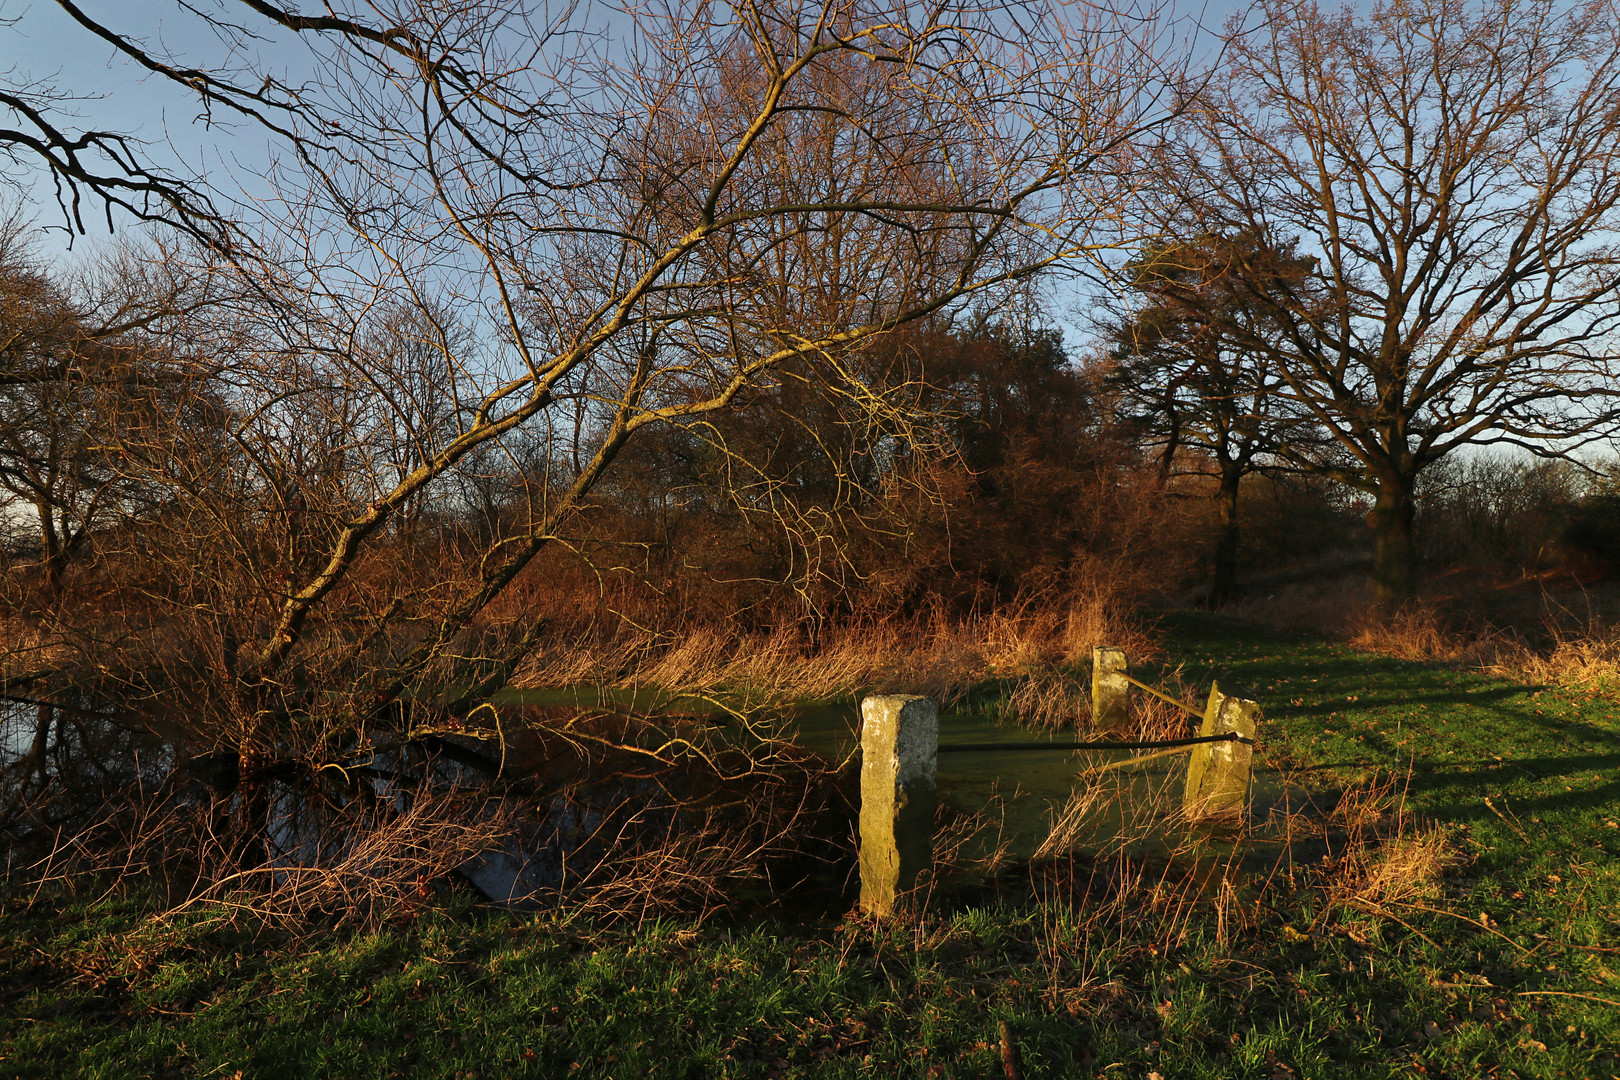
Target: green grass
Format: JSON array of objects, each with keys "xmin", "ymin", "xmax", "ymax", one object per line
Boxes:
[{"xmin": 3, "ymin": 613, "xmax": 1617, "ymax": 1079}]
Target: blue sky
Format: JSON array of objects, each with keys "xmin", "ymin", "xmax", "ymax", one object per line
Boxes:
[
  {"xmin": 4, "ymin": 0, "xmax": 309, "ymax": 253},
  {"xmin": 3, "ymin": 1, "xmax": 1255, "ymax": 255}
]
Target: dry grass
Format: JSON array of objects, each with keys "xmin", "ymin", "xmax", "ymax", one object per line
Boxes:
[
  {"xmin": 932, "ymin": 791, "xmax": 1016, "ymax": 882},
  {"xmin": 1224, "ymin": 574, "xmax": 1620, "ymax": 699},
  {"xmin": 1224, "ymin": 576, "xmax": 1503, "ymax": 664},
  {"xmin": 510, "ymin": 592, "xmax": 1150, "ymax": 710},
  {"xmin": 1004, "ymin": 666, "xmax": 1089, "ymax": 729},
  {"xmin": 1002, "ymin": 657, "xmax": 1203, "ymax": 734},
  {"xmin": 1125, "ymin": 669, "xmax": 1205, "ymax": 742},
  {"xmin": 1347, "ymin": 605, "xmax": 1514, "ymax": 666},
  {"xmin": 1341, "ymin": 829, "xmax": 1453, "ymax": 907},
  {"xmin": 1299, "ymin": 587, "xmax": 1620, "ymax": 700},
  {"xmin": 1487, "ymin": 628, "xmax": 1620, "ymax": 698},
  {"xmin": 1224, "ymin": 559, "xmax": 1620, "ymax": 701},
  {"xmin": 1348, "ymin": 605, "xmax": 1464, "ymax": 661},
  {"xmin": 1026, "ymin": 754, "xmax": 1459, "ymax": 985},
  {"xmin": 1317, "ymin": 770, "xmax": 1456, "ymax": 911},
  {"xmin": 1034, "ymin": 770, "xmax": 1137, "ymax": 861}
]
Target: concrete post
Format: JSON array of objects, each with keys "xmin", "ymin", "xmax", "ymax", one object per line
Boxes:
[
  {"xmin": 1183, "ymin": 681, "xmax": 1258, "ymax": 822},
  {"xmin": 1091, "ymin": 646, "xmax": 1129, "ymax": 730},
  {"xmin": 858, "ymin": 694, "xmax": 938, "ymax": 916}
]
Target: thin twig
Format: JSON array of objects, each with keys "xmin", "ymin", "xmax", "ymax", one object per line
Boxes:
[
  {"xmin": 1390, "ymin": 900, "xmax": 1532, "ymax": 956},
  {"xmin": 1516, "ymin": 990, "xmax": 1620, "ymax": 1007}
]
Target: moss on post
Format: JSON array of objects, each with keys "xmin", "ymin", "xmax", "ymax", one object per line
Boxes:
[
  {"xmin": 1183, "ymin": 681, "xmax": 1258, "ymax": 822},
  {"xmin": 1092, "ymin": 646, "xmax": 1129, "ymax": 730}
]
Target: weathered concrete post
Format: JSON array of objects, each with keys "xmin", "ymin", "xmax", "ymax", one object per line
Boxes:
[
  {"xmin": 1091, "ymin": 646, "xmax": 1130, "ymax": 730},
  {"xmin": 1183, "ymin": 681, "xmax": 1259, "ymax": 822},
  {"xmin": 858, "ymin": 694, "xmax": 939, "ymax": 916}
]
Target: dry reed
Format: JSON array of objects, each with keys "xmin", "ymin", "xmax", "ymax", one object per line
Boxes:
[
  {"xmin": 510, "ymin": 594, "xmax": 1149, "ymax": 711},
  {"xmin": 1488, "ymin": 627, "xmax": 1620, "ymax": 697}
]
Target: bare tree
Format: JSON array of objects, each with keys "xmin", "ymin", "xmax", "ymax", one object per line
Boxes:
[
  {"xmin": 1107, "ymin": 230, "xmax": 1320, "ymax": 604},
  {"xmin": 2, "ymin": 0, "xmax": 495, "ymax": 247},
  {"xmin": 2, "ymin": 0, "xmax": 1186, "ymax": 774},
  {"xmin": 1158, "ymin": 0, "xmax": 1620, "ymax": 610},
  {"xmin": 0, "ymin": 219, "xmax": 222, "ymax": 594}
]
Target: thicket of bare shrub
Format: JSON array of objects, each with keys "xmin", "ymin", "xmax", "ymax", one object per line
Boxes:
[
  {"xmin": 0, "ymin": 391, "xmax": 1188, "ymax": 924},
  {"xmin": 16, "ymin": 0, "xmax": 1619, "ymax": 929},
  {"xmin": 2, "ymin": 700, "xmax": 853, "ymax": 926}
]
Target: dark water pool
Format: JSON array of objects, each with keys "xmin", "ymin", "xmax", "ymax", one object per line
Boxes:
[{"xmin": 2, "ymin": 688, "xmax": 1312, "ymax": 906}]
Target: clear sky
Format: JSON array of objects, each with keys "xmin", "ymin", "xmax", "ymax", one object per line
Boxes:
[
  {"xmin": 3, "ymin": 1, "xmax": 1258, "ymax": 254},
  {"xmin": 3, "ymin": 0, "xmax": 309, "ymax": 255}
]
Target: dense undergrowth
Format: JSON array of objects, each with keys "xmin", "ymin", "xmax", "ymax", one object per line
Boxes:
[{"xmin": 2, "ymin": 613, "xmax": 1617, "ymax": 1079}]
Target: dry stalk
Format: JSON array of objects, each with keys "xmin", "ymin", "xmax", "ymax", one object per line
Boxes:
[
  {"xmin": 551, "ymin": 767, "xmax": 834, "ymax": 925},
  {"xmin": 1314, "ymin": 769, "xmax": 1458, "ymax": 916},
  {"xmin": 1490, "ymin": 627, "xmax": 1620, "ymax": 698},
  {"xmin": 161, "ymin": 788, "xmax": 512, "ymax": 925}
]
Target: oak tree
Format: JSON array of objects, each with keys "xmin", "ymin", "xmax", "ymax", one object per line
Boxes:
[{"xmin": 1159, "ymin": 0, "xmax": 1620, "ymax": 609}]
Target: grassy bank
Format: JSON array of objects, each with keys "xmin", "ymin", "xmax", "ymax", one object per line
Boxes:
[{"xmin": 3, "ymin": 614, "xmax": 1617, "ymax": 1079}]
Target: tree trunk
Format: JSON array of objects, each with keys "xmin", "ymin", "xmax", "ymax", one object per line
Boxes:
[
  {"xmin": 35, "ymin": 502, "xmax": 63, "ymax": 594},
  {"xmin": 1367, "ymin": 482, "xmax": 1417, "ymax": 612},
  {"xmin": 1155, "ymin": 412, "xmax": 1181, "ymax": 493},
  {"xmin": 1210, "ymin": 466, "xmax": 1241, "ymax": 607}
]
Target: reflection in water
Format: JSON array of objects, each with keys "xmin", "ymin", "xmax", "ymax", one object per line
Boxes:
[
  {"xmin": 787, "ymin": 700, "xmax": 1297, "ymax": 866},
  {"xmin": 2, "ymin": 695, "xmax": 173, "ymax": 789},
  {"xmin": 0, "ymin": 694, "xmax": 832, "ymax": 913},
  {"xmin": 2, "ymin": 689, "xmax": 1309, "ymax": 913}
]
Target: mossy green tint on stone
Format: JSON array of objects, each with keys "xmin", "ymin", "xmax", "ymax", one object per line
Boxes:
[
  {"xmin": 858, "ymin": 694, "xmax": 938, "ymax": 916},
  {"xmin": 1092, "ymin": 646, "xmax": 1129, "ymax": 729},
  {"xmin": 1183, "ymin": 681, "xmax": 1257, "ymax": 822}
]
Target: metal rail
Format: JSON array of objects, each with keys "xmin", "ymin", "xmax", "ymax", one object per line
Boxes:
[
  {"xmin": 936, "ymin": 731, "xmax": 1251, "ymax": 753},
  {"xmin": 1114, "ymin": 671, "xmax": 1206, "ymax": 719}
]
